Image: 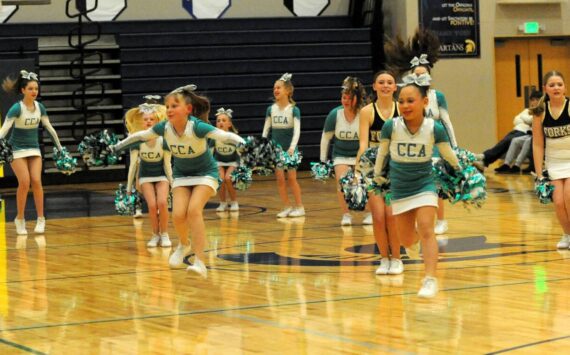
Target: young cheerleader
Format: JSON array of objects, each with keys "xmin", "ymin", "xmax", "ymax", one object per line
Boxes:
[
  {"xmin": 321, "ymin": 77, "xmax": 367, "ymax": 226},
  {"xmin": 385, "ymin": 29, "xmax": 457, "ymax": 235},
  {"xmin": 213, "ymin": 108, "xmax": 240, "ymax": 212},
  {"xmin": 124, "ymin": 98, "xmax": 173, "ymax": 248},
  {"xmin": 373, "ymin": 73, "xmax": 459, "ymax": 298},
  {"xmin": 262, "ymin": 73, "xmax": 304, "ymax": 218},
  {"xmin": 355, "ymin": 71, "xmax": 402, "ymax": 275},
  {"xmin": 112, "ymin": 85, "xmax": 244, "ymax": 277},
  {"xmin": 531, "ymin": 71, "xmax": 570, "ymax": 250},
  {"xmin": 0, "ymin": 70, "xmax": 63, "ymax": 235}
]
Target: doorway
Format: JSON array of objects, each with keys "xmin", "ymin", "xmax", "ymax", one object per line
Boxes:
[{"xmin": 494, "ymin": 38, "xmax": 570, "ymax": 140}]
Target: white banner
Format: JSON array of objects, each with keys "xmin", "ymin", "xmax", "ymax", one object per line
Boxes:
[
  {"xmin": 0, "ymin": 5, "xmax": 17, "ymax": 23},
  {"xmin": 183, "ymin": 0, "xmax": 231, "ymax": 19}
]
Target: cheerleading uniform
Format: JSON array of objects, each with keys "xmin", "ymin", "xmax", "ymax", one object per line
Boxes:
[
  {"xmin": 0, "ymin": 101, "xmax": 62, "ymax": 159},
  {"xmin": 542, "ymin": 98, "xmax": 570, "ymax": 180},
  {"xmin": 262, "ymin": 103, "xmax": 301, "ymax": 152},
  {"xmin": 320, "ymin": 106, "xmax": 360, "ymax": 166},
  {"xmin": 213, "ymin": 140, "xmax": 239, "ymax": 167},
  {"xmin": 425, "ymin": 89, "xmax": 457, "ymax": 148},
  {"xmin": 114, "ymin": 116, "xmax": 244, "ymax": 194},
  {"xmin": 126, "ymin": 137, "xmax": 173, "ymax": 193},
  {"xmin": 369, "ymin": 101, "xmax": 399, "ymax": 147},
  {"xmin": 373, "ymin": 117, "xmax": 459, "ymax": 215}
]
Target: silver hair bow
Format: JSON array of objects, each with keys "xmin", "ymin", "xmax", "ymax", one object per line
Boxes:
[
  {"xmin": 143, "ymin": 94, "xmax": 162, "ymax": 103},
  {"xmin": 20, "ymin": 70, "xmax": 39, "ymax": 81},
  {"xmin": 397, "ymin": 73, "xmax": 432, "ymax": 87},
  {"xmin": 409, "ymin": 54, "xmax": 430, "ymax": 68},
  {"xmin": 216, "ymin": 107, "xmax": 233, "ymax": 118},
  {"xmin": 138, "ymin": 103, "xmax": 159, "ymax": 114},
  {"xmin": 279, "ymin": 73, "xmax": 292, "ymax": 82},
  {"xmin": 171, "ymin": 84, "xmax": 197, "ymax": 94}
]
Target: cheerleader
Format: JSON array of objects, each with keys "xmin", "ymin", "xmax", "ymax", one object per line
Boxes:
[
  {"xmin": 531, "ymin": 71, "xmax": 570, "ymax": 249},
  {"xmin": 124, "ymin": 97, "xmax": 173, "ymax": 248},
  {"xmin": 373, "ymin": 73, "xmax": 459, "ymax": 298},
  {"xmin": 112, "ymin": 85, "xmax": 244, "ymax": 278},
  {"xmin": 320, "ymin": 77, "xmax": 367, "ymax": 225},
  {"xmin": 356, "ymin": 71, "xmax": 401, "ymax": 275},
  {"xmin": 385, "ymin": 28, "xmax": 457, "ymax": 235},
  {"xmin": 0, "ymin": 70, "xmax": 63, "ymax": 235},
  {"xmin": 262, "ymin": 73, "xmax": 304, "ymax": 218},
  {"xmin": 213, "ymin": 108, "xmax": 240, "ymax": 212}
]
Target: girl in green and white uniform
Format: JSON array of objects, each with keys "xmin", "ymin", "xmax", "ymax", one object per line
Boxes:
[
  {"xmin": 212, "ymin": 108, "xmax": 240, "ymax": 212},
  {"xmin": 113, "ymin": 85, "xmax": 244, "ymax": 278},
  {"xmin": 0, "ymin": 70, "xmax": 63, "ymax": 235}
]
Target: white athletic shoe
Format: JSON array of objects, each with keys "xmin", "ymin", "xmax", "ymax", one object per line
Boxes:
[
  {"xmin": 187, "ymin": 257, "xmax": 208, "ymax": 278},
  {"xmin": 288, "ymin": 207, "xmax": 305, "ymax": 217},
  {"xmin": 405, "ymin": 241, "xmax": 421, "ymax": 259},
  {"xmin": 14, "ymin": 218, "xmax": 27, "ymax": 235},
  {"xmin": 557, "ymin": 234, "xmax": 570, "ymax": 249},
  {"xmin": 229, "ymin": 201, "xmax": 239, "ymax": 211},
  {"xmin": 216, "ymin": 202, "xmax": 227, "ymax": 212},
  {"xmin": 434, "ymin": 220, "xmax": 448, "ymax": 235},
  {"xmin": 160, "ymin": 233, "xmax": 172, "ymax": 248},
  {"xmin": 418, "ymin": 276, "xmax": 438, "ymax": 298},
  {"xmin": 362, "ymin": 213, "xmax": 373, "ymax": 225},
  {"xmin": 133, "ymin": 208, "xmax": 143, "ymax": 218},
  {"xmin": 341, "ymin": 213, "xmax": 352, "ymax": 226},
  {"xmin": 277, "ymin": 207, "xmax": 293, "ymax": 218},
  {"xmin": 34, "ymin": 217, "xmax": 45, "ymax": 234},
  {"xmin": 147, "ymin": 234, "xmax": 161, "ymax": 248},
  {"xmin": 375, "ymin": 258, "xmax": 390, "ymax": 275},
  {"xmin": 388, "ymin": 258, "xmax": 404, "ymax": 275},
  {"xmin": 169, "ymin": 243, "xmax": 191, "ymax": 268}
]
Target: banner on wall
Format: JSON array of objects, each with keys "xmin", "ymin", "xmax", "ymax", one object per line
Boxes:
[
  {"xmin": 182, "ymin": 0, "xmax": 231, "ymax": 19},
  {"xmin": 419, "ymin": 0, "xmax": 480, "ymax": 58},
  {"xmin": 84, "ymin": 0, "xmax": 127, "ymax": 22},
  {"xmin": 284, "ymin": 0, "xmax": 330, "ymax": 16}
]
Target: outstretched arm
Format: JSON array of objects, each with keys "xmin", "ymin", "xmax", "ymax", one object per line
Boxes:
[
  {"xmin": 114, "ymin": 128, "xmax": 159, "ymax": 152},
  {"xmin": 126, "ymin": 149, "xmax": 140, "ymax": 193},
  {"xmin": 206, "ymin": 129, "xmax": 245, "ymax": 145}
]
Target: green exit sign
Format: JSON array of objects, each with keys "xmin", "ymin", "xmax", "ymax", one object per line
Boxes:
[{"xmin": 524, "ymin": 22, "xmax": 540, "ymax": 34}]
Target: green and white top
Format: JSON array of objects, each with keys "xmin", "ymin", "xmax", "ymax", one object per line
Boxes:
[
  {"xmin": 373, "ymin": 117, "xmax": 459, "ymax": 201},
  {"xmin": 262, "ymin": 103, "xmax": 301, "ymax": 150},
  {"xmin": 320, "ymin": 106, "xmax": 360, "ymax": 161},
  {"xmin": 114, "ymin": 116, "xmax": 244, "ymax": 190},
  {"xmin": 126, "ymin": 137, "xmax": 173, "ymax": 192},
  {"xmin": 0, "ymin": 101, "xmax": 62, "ymax": 158}
]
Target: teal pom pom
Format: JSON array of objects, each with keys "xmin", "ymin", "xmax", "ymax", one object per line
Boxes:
[
  {"xmin": 358, "ymin": 147, "xmax": 377, "ymax": 177},
  {"xmin": 534, "ymin": 176, "xmax": 554, "ymax": 204},
  {"xmin": 237, "ymin": 136, "xmax": 279, "ymax": 175},
  {"xmin": 310, "ymin": 161, "xmax": 334, "ymax": 181},
  {"xmin": 0, "ymin": 138, "xmax": 13, "ymax": 165},
  {"xmin": 53, "ymin": 147, "xmax": 78, "ymax": 175},
  {"xmin": 339, "ymin": 169, "xmax": 368, "ymax": 211},
  {"xmin": 433, "ymin": 160, "xmax": 487, "ymax": 208},
  {"xmin": 114, "ymin": 184, "xmax": 142, "ymax": 216},
  {"xmin": 79, "ymin": 130, "xmax": 122, "ymax": 167},
  {"xmin": 231, "ymin": 166, "xmax": 253, "ymax": 191},
  {"xmin": 276, "ymin": 145, "xmax": 302, "ymax": 169}
]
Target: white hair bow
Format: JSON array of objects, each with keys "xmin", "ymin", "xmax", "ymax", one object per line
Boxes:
[
  {"xmin": 409, "ymin": 54, "xmax": 430, "ymax": 68},
  {"xmin": 216, "ymin": 107, "xmax": 233, "ymax": 118},
  {"xmin": 279, "ymin": 73, "xmax": 292, "ymax": 82},
  {"xmin": 171, "ymin": 84, "xmax": 197, "ymax": 94},
  {"xmin": 398, "ymin": 73, "xmax": 432, "ymax": 87},
  {"xmin": 20, "ymin": 70, "xmax": 39, "ymax": 81},
  {"xmin": 138, "ymin": 103, "xmax": 159, "ymax": 114},
  {"xmin": 143, "ymin": 94, "xmax": 161, "ymax": 103}
]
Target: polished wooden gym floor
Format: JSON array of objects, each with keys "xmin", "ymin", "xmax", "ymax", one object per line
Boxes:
[{"xmin": 0, "ymin": 171, "xmax": 568, "ymax": 354}]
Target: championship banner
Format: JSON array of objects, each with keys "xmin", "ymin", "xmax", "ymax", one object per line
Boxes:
[{"xmin": 419, "ymin": 0, "xmax": 480, "ymax": 58}]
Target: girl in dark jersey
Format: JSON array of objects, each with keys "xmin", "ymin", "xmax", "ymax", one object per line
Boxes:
[
  {"xmin": 531, "ymin": 71, "xmax": 570, "ymax": 250},
  {"xmin": 0, "ymin": 70, "xmax": 63, "ymax": 235},
  {"xmin": 355, "ymin": 71, "xmax": 402, "ymax": 276}
]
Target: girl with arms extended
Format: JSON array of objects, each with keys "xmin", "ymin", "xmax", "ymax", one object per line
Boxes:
[{"xmin": 113, "ymin": 85, "xmax": 244, "ymax": 277}]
